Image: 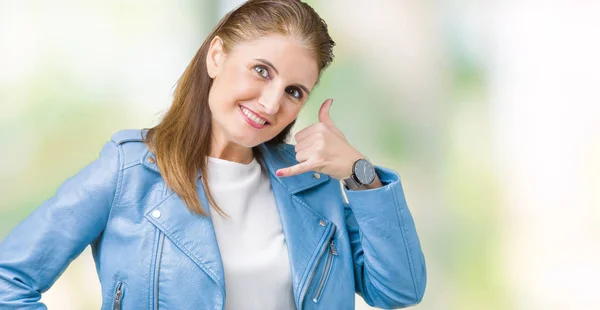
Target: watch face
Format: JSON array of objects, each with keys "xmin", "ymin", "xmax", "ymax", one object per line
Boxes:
[{"xmin": 354, "ymin": 159, "xmax": 376, "ymax": 185}]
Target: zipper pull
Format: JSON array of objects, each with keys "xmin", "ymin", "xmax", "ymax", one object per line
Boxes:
[
  {"xmin": 114, "ymin": 282, "xmax": 123, "ymax": 310},
  {"xmin": 330, "ymin": 240, "xmax": 338, "ymax": 256}
]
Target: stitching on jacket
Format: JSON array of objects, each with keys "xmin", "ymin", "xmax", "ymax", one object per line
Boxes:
[
  {"xmin": 122, "ymin": 160, "xmax": 141, "ymax": 170},
  {"xmin": 148, "ymin": 228, "xmax": 158, "ymax": 309},
  {"xmin": 357, "ymin": 228, "xmax": 370, "ymax": 304},
  {"xmin": 277, "ymin": 144, "xmax": 298, "ymax": 164},
  {"xmin": 161, "ymin": 178, "xmax": 169, "ymax": 199},
  {"xmin": 356, "ymin": 231, "xmax": 366, "ymax": 265},
  {"xmin": 363, "ymin": 257, "xmax": 388, "ymax": 305},
  {"xmin": 289, "ymin": 180, "xmax": 327, "ymax": 194},
  {"xmin": 391, "ymin": 182, "xmax": 420, "ymax": 302},
  {"xmin": 107, "ymin": 141, "xmax": 125, "ymax": 223},
  {"xmin": 290, "ymin": 194, "xmax": 326, "ymax": 220},
  {"xmin": 154, "ymin": 233, "xmax": 165, "ymax": 310}
]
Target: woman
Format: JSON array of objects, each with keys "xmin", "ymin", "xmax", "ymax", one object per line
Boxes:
[{"xmin": 0, "ymin": 0, "xmax": 426, "ymax": 309}]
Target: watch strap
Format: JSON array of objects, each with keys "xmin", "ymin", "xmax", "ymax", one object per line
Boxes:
[{"xmin": 343, "ymin": 174, "xmax": 362, "ymax": 190}]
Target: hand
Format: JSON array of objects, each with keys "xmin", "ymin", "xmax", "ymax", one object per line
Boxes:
[{"xmin": 275, "ymin": 99, "xmax": 364, "ymax": 180}]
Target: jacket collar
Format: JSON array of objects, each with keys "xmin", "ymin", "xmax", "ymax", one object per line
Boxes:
[
  {"xmin": 141, "ymin": 142, "xmax": 331, "ymax": 192},
  {"xmin": 257, "ymin": 143, "xmax": 330, "ymax": 193}
]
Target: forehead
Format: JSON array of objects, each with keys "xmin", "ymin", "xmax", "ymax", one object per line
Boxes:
[{"xmin": 228, "ymin": 34, "xmax": 320, "ymax": 87}]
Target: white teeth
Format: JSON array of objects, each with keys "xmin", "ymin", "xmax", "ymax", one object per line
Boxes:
[{"xmin": 242, "ymin": 107, "xmax": 266, "ymax": 125}]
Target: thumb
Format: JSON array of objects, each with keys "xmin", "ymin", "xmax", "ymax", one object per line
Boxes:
[{"xmin": 318, "ymin": 98, "xmax": 334, "ymax": 125}]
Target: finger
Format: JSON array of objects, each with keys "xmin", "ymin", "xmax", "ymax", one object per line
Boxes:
[
  {"xmin": 276, "ymin": 161, "xmax": 313, "ymax": 177},
  {"xmin": 294, "ymin": 137, "xmax": 316, "ymax": 154},
  {"xmin": 316, "ymin": 99, "xmax": 345, "ymax": 140},
  {"xmin": 294, "ymin": 122, "xmax": 323, "ymax": 142},
  {"xmin": 294, "ymin": 148, "xmax": 312, "ymax": 163},
  {"xmin": 318, "ymin": 98, "xmax": 334, "ymax": 125}
]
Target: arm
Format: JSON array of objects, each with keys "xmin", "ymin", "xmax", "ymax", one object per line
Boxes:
[
  {"xmin": 271, "ymin": 99, "xmax": 426, "ymax": 307},
  {"xmin": 344, "ymin": 166, "xmax": 426, "ymax": 308},
  {"xmin": 0, "ymin": 141, "xmax": 121, "ymax": 309}
]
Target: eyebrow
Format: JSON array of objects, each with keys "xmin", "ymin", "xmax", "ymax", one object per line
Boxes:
[{"xmin": 255, "ymin": 58, "xmax": 311, "ymax": 95}]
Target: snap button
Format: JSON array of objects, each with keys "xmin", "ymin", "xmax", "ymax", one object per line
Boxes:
[
  {"xmin": 148, "ymin": 157, "xmax": 156, "ymax": 164},
  {"xmin": 319, "ymin": 219, "xmax": 326, "ymax": 227},
  {"xmin": 313, "ymin": 173, "xmax": 321, "ymax": 179},
  {"xmin": 151, "ymin": 210, "xmax": 161, "ymax": 219}
]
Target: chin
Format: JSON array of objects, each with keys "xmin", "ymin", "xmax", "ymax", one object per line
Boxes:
[
  {"xmin": 234, "ymin": 131, "xmax": 277, "ymax": 148},
  {"xmin": 230, "ymin": 134, "xmax": 266, "ymax": 148}
]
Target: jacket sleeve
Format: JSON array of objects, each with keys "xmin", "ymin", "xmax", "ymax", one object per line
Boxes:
[
  {"xmin": 0, "ymin": 141, "xmax": 121, "ymax": 309},
  {"xmin": 344, "ymin": 166, "xmax": 426, "ymax": 309}
]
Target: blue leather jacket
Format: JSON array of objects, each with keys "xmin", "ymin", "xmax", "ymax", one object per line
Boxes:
[{"xmin": 0, "ymin": 129, "xmax": 426, "ymax": 309}]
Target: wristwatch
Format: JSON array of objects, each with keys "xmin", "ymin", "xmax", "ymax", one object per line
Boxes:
[{"xmin": 343, "ymin": 158, "xmax": 377, "ymax": 190}]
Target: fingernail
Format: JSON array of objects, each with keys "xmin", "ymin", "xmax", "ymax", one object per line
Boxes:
[
  {"xmin": 276, "ymin": 170, "xmax": 284, "ymax": 177},
  {"xmin": 329, "ymin": 98, "xmax": 334, "ymax": 106}
]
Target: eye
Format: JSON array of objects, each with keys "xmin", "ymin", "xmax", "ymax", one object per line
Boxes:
[
  {"xmin": 285, "ymin": 87, "xmax": 303, "ymax": 100},
  {"xmin": 253, "ymin": 65, "xmax": 270, "ymax": 79}
]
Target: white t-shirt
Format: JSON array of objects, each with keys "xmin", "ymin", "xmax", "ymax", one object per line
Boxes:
[{"xmin": 206, "ymin": 156, "xmax": 296, "ymax": 310}]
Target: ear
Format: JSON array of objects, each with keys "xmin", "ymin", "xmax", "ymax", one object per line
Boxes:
[{"xmin": 206, "ymin": 36, "xmax": 226, "ymax": 79}]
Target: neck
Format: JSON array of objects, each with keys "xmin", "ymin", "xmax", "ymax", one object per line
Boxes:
[
  {"xmin": 209, "ymin": 147, "xmax": 254, "ymax": 164},
  {"xmin": 209, "ymin": 131, "xmax": 254, "ymax": 164}
]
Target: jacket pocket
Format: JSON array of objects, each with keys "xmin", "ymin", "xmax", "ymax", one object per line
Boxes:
[
  {"xmin": 312, "ymin": 238, "xmax": 338, "ymax": 303},
  {"xmin": 113, "ymin": 281, "xmax": 124, "ymax": 310}
]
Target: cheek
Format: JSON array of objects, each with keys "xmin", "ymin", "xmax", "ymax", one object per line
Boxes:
[
  {"xmin": 213, "ymin": 69, "xmax": 259, "ymax": 103},
  {"xmin": 277, "ymin": 103, "xmax": 303, "ymax": 123},
  {"xmin": 228, "ymin": 70, "xmax": 261, "ymax": 99}
]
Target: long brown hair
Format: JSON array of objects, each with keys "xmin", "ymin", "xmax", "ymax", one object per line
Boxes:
[{"xmin": 145, "ymin": 0, "xmax": 335, "ymax": 216}]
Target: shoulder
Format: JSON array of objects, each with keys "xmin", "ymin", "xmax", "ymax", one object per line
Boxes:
[
  {"xmin": 109, "ymin": 129, "xmax": 151, "ymax": 168},
  {"xmin": 111, "ymin": 129, "xmax": 146, "ymax": 145}
]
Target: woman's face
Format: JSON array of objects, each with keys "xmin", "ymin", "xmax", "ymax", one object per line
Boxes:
[{"xmin": 206, "ymin": 34, "xmax": 319, "ymax": 149}]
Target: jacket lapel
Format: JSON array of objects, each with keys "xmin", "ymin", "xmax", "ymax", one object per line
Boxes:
[
  {"xmin": 258, "ymin": 143, "xmax": 335, "ymax": 308},
  {"xmin": 142, "ymin": 152, "xmax": 225, "ymax": 299}
]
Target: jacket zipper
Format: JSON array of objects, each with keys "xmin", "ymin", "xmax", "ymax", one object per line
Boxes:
[
  {"xmin": 154, "ymin": 232, "xmax": 165, "ymax": 310},
  {"xmin": 299, "ymin": 224, "xmax": 336, "ymax": 309},
  {"xmin": 312, "ymin": 239, "xmax": 338, "ymax": 303},
  {"xmin": 113, "ymin": 282, "xmax": 123, "ymax": 310}
]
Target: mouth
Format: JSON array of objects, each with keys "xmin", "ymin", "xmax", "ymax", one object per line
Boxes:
[{"xmin": 239, "ymin": 105, "xmax": 271, "ymax": 129}]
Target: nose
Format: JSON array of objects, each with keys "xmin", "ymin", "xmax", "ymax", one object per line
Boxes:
[{"xmin": 258, "ymin": 84, "xmax": 284, "ymax": 115}]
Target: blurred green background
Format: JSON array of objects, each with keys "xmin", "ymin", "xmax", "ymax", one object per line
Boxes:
[{"xmin": 2, "ymin": 0, "xmax": 599, "ymax": 309}]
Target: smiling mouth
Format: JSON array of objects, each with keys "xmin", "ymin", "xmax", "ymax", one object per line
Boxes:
[{"xmin": 239, "ymin": 105, "xmax": 270, "ymax": 128}]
